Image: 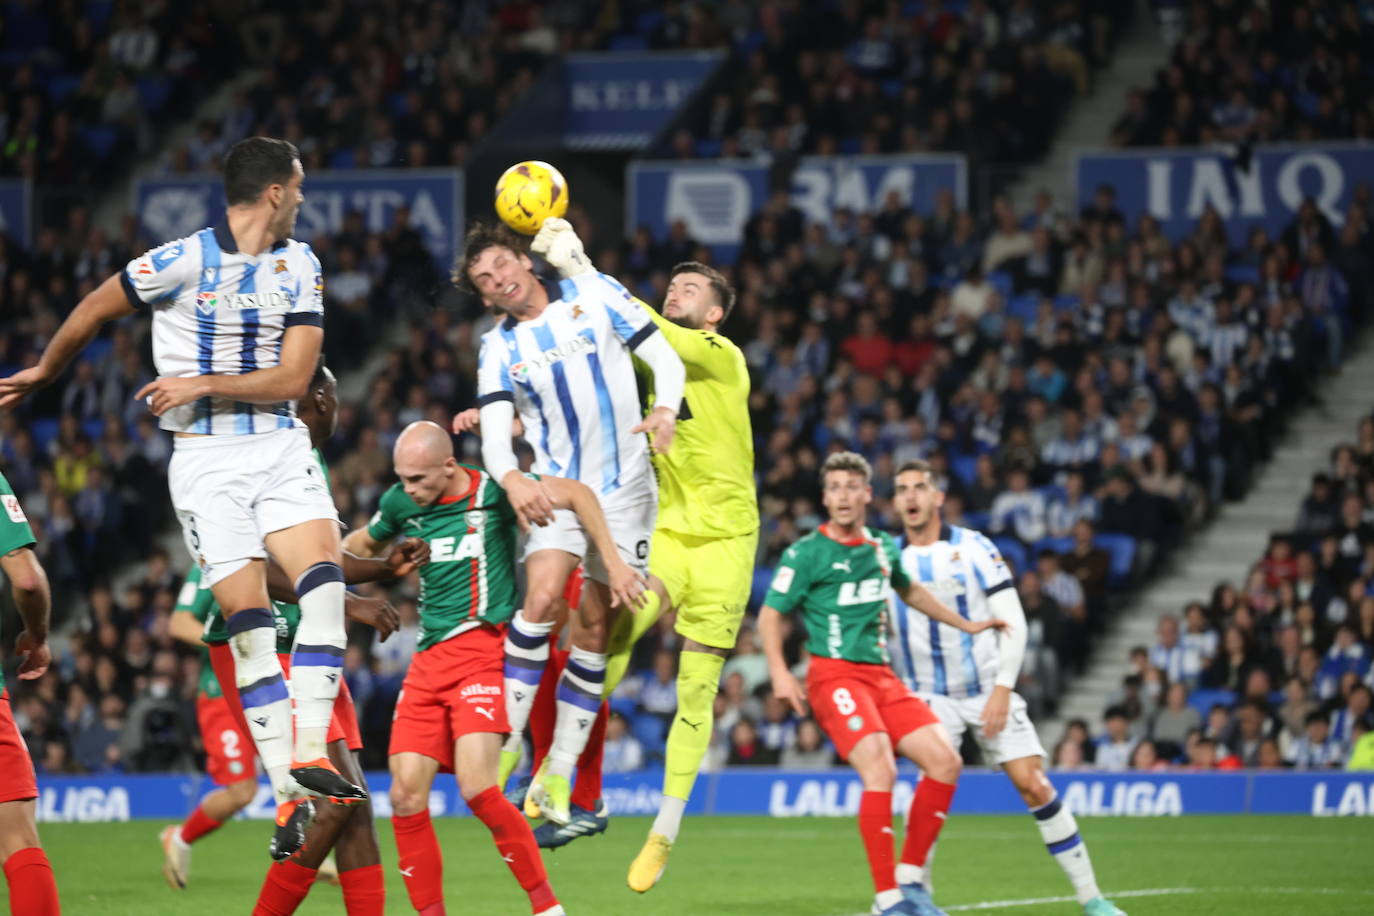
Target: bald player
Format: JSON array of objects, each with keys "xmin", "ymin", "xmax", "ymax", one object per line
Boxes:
[{"xmin": 343, "ymin": 422, "xmax": 642, "ymax": 916}]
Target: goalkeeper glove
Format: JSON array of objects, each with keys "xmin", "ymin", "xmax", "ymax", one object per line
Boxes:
[{"xmin": 531, "ymin": 217, "xmax": 594, "ymax": 278}]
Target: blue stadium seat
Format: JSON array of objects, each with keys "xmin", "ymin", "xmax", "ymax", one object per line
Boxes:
[
  {"xmin": 607, "ymin": 34, "xmax": 649, "ymax": 52},
  {"xmin": 963, "ymin": 511, "xmax": 991, "ymax": 532},
  {"xmin": 1053, "ymin": 293, "xmax": 1079, "ymax": 311},
  {"xmin": 635, "ymin": 10, "xmax": 666, "ymax": 36},
  {"xmin": 838, "ymin": 136, "xmax": 862, "ymax": 154},
  {"xmin": 1032, "ymin": 536, "xmax": 1074, "ymax": 557},
  {"xmin": 328, "ymin": 147, "xmax": 357, "ymax": 169},
  {"xmin": 609, "ymin": 697, "xmax": 637, "ymax": 720},
  {"xmin": 81, "ymin": 339, "xmax": 114, "ymax": 364},
  {"xmin": 29, "ymin": 418, "xmax": 60, "ymax": 454},
  {"xmin": 986, "ymin": 270, "xmax": 1013, "ymax": 300},
  {"xmin": 81, "ymin": 418, "xmax": 103, "ymax": 442},
  {"xmin": 631, "ymin": 713, "xmax": 666, "ymax": 753},
  {"xmin": 1187, "ymin": 688, "xmax": 1236, "ymax": 718},
  {"xmin": 693, "ymin": 138, "xmax": 722, "ymax": 158},
  {"xmin": 949, "ymin": 453, "xmax": 978, "ymax": 488},
  {"xmin": 1094, "ymin": 533, "xmax": 1137, "ymax": 588},
  {"xmin": 79, "ymin": 125, "xmax": 118, "ymax": 161},
  {"xmin": 1224, "ymin": 265, "xmax": 1260, "ymax": 286},
  {"xmin": 47, "ymin": 74, "xmax": 82, "ymax": 105},
  {"xmin": 991, "ymin": 537, "xmax": 1027, "ymax": 577},
  {"xmin": 751, "ymin": 566, "xmax": 774, "ymax": 609},
  {"xmin": 136, "ymin": 76, "xmax": 171, "ymax": 114},
  {"xmin": 1008, "ymin": 293, "xmax": 1040, "ymax": 322}
]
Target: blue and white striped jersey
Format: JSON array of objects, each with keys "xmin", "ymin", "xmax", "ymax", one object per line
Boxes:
[
  {"xmin": 888, "ymin": 524, "xmax": 1015, "ymax": 699},
  {"xmin": 476, "ymin": 272, "xmax": 656, "ymax": 508},
  {"xmin": 120, "ymin": 222, "xmax": 324, "ymax": 435}
]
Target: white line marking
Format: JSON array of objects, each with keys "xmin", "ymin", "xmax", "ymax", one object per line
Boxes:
[{"xmin": 833, "ymin": 886, "xmax": 1374, "ymax": 916}]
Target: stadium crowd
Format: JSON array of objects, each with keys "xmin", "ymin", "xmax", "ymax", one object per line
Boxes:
[
  {"xmin": 1078, "ymin": 406, "xmax": 1374, "ymax": 773},
  {"xmin": 1113, "ymin": 0, "xmax": 1373, "ymax": 147}
]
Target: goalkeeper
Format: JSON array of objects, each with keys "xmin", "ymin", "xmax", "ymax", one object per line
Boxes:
[{"xmin": 460, "ymin": 218, "xmax": 758, "ymax": 892}]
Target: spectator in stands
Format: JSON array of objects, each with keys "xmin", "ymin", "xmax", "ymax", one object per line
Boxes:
[
  {"xmin": 1046, "ymin": 470, "xmax": 1097, "ymax": 538},
  {"xmin": 1150, "ymin": 615, "xmax": 1201, "ymax": 687},
  {"xmin": 780, "ymin": 719, "xmax": 833, "ymax": 770},
  {"xmin": 1330, "ymin": 684, "xmax": 1373, "ymax": 752},
  {"xmin": 1203, "ymin": 625, "xmax": 1260, "ymax": 692},
  {"xmin": 637, "ymin": 650, "xmax": 680, "ymax": 725},
  {"xmin": 1318, "ymin": 625, "xmax": 1372, "ymax": 697},
  {"xmin": 1095, "ymin": 706, "xmax": 1136, "ymax": 772},
  {"xmin": 1051, "ymin": 739, "xmax": 1087, "ymax": 770},
  {"xmin": 1037, "ymin": 551, "xmax": 1086, "ymax": 637},
  {"xmin": 721, "ymin": 628, "xmax": 769, "ymax": 695},
  {"xmin": 1150, "ymin": 682, "xmax": 1200, "ymax": 758},
  {"xmin": 990, "ymin": 466, "xmax": 1048, "ymax": 545},
  {"xmin": 1287, "ymin": 711, "xmax": 1344, "ymax": 770},
  {"xmin": 602, "ymin": 712, "xmax": 645, "ymax": 774},
  {"xmin": 118, "ymin": 651, "xmax": 193, "ymax": 773},
  {"xmin": 1128, "ymin": 739, "xmax": 1168, "ymax": 771},
  {"xmin": 1061, "ymin": 519, "xmax": 1110, "ymax": 618},
  {"xmin": 1224, "ymin": 701, "xmax": 1274, "ymax": 769},
  {"xmin": 756, "ymin": 692, "xmax": 797, "ymax": 755},
  {"xmin": 726, "ymin": 718, "xmax": 778, "ymax": 767},
  {"xmin": 1097, "ymin": 469, "xmax": 1159, "ymax": 566}
]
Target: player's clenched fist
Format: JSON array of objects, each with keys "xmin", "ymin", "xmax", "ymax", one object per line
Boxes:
[
  {"xmin": 500, "ymin": 470, "xmax": 556, "ymax": 530},
  {"xmin": 385, "ymin": 537, "xmax": 430, "ymax": 576}
]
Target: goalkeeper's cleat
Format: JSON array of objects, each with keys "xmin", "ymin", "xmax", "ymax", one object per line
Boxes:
[
  {"xmin": 1083, "ymin": 897, "xmax": 1127, "ymax": 916},
  {"xmin": 290, "ymin": 758, "xmax": 368, "ymax": 804},
  {"xmin": 531, "ymin": 771, "xmax": 572, "ymax": 825},
  {"xmin": 524, "ymin": 760, "xmax": 551, "ymax": 818},
  {"xmin": 270, "ymin": 798, "xmax": 314, "ymax": 862},
  {"xmin": 497, "ymin": 742, "xmax": 522, "ymax": 792},
  {"xmin": 534, "ymin": 801, "xmax": 609, "ymax": 849},
  {"xmin": 898, "ymin": 883, "xmax": 948, "ymax": 916},
  {"xmin": 627, "ymin": 832, "xmax": 673, "ymax": 893},
  {"xmin": 158, "ymin": 825, "xmax": 190, "ymax": 889}
]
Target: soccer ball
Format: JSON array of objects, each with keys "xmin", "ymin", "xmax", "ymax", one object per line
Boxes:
[{"xmin": 494, "ymin": 161, "xmax": 569, "ymax": 235}]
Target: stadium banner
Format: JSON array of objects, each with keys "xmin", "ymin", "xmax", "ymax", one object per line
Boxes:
[
  {"xmin": 564, "ymin": 51, "xmax": 725, "ymax": 150},
  {"xmin": 628, "ymin": 154, "xmax": 968, "ymax": 262},
  {"xmin": 1074, "ymin": 142, "xmax": 1374, "ymax": 246},
  {"xmin": 0, "ymin": 178, "xmax": 32, "ymax": 248},
  {"xmin": 33, "ymin": 770, "xmax": 1374, "ymax": 822},
  {"xmin": 133, "ymin": 169, "xmax": 463, "ymax": 267}
]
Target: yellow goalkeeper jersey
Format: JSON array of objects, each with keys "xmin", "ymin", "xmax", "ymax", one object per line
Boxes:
[{"xmin": 636, "ymin": 300, "xmax": 759, "ymax": 539}]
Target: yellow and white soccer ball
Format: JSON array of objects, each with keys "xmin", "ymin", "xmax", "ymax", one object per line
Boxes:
[{"xmin": 493, "ymin": 160, "xmax": 569, "ymax": 235}]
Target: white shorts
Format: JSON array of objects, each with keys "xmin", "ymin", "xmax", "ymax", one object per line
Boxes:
[
  {"xmin": 919, "ymin": 691, "xmax": 1046, "ymax": 766},
  {"xmin": 522, "ymin": 498, "xmax": 656, "ymax": 585},
  {"xmin": 169, "ymin": 426, "xmax": 338, "ymax": 587}
]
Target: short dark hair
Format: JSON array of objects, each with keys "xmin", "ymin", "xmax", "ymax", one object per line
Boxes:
[
  {"xmin": 309, "ymin": 360, "xmax": 333, "ymax": 391},
  {"xmin": 895, "ymin": 459, "xmax": 934, "ymax": 478},
  {"xmin": 223, "ymin": 137, "xmax": 300, "ymax": 206},
  {"xmin": 670, "ymin": 261, "xmax": 735, "ymax": 323},
  {"xmin": 452, "ymin": 220, "xmax": 529, "ymax": 293}
]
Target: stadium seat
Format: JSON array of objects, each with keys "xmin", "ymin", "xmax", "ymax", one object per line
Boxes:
[
  {"xmin": 963, "ymin": 511, "xmax": 991, "ymax": 532},
  {"xmin": 1094, "ymin": 533, "xmax": 1138, "ymax": 588},
  {"xmin": 1032, "ymin": 536, "xmax": 1074, "ymax": 557},
  {"xmin": 47, "ymin": 74, "xmax": 82, "ymax": 105},
  {"xmin": 136, "ymin": 76, "xmax": 172, "ymax": 114},
  {"xmin": 986, "ymin": 270, "xmax": 1013, "ymax": 300},
  {"xmin": 949, "ymin": 454, "xmax": 978, "ymax": 488},
  {"xmin": 1008, "ymin": 293, "xmax": 1040, "ymax": 322},
  {"xmin": 693, "ymin": 138, "xmax": 722, "ymax": 158},
  {"xmin": 631, "ymin": 713, "xmax": 667, "ymax": 754},
  {"xmin": 1187, "ymin": 688, "xmax": 1236, "ymax": 719},
  {"xmin": 607, "ymin": 34, "xmax": 649, "ymax": 52},
  {"xmin": 1053, "ymin": 293, "xmax": 1080, "ymax": 312},
  {"xmin": 79, "ymin": 125, "xmax": 118, "ymax": 161},
  {"xmin": 29, "ymin": 418, "xmax": 60, "ymax": 454},
  {"xmin": 1224, "ymin": 265, "xmax": 1260, "ymax": 286},
  {"xmin": 991, "ymin": 537, "xmax": 1027, "ymax": 577}
]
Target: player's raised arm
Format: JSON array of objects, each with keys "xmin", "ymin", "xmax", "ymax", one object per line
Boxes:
[
  {"xmin": 759, "ymin": 605, "xmax": 807, "ymax": 716},
  {"xmin": 0, "ymin": 273, "xmax": 136, "ymax": 408},
  {"xmin": 897, "ymin": 580, "xmax": 1007, "ymax": 636},
  {"xmin": 137, "ymin": 323, "xmax": 322, "ymax": 416},
  {"xmin": 541, "ymin": 476, "xmax": 647, "ymax": 609}
]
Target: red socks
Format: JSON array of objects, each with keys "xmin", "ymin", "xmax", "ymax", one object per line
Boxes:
[
  {"xmin": 339, "ymin": 863, "xmax": 385, "ymax": 915},
  {"xmin": 179, "ymin": 804, "xmax": 224, "ymax": 845},
  {"xmin": 392, "ymin": 809, "xmax": 445, "ymax": 912},
  {"xmin": 902, "ymin": 777, "xmax": 957, "ymax": 868},
  {"xmin": 468, "ymin": 786, "xmax": 557, "ymax": 914},
  {"xmin": 857, "ymin": 790, "xmax": 897, "ymax": 894},
  {"xmin": 252, "ymin": 860, "xmax": 316, "ymax": 916},
  {"xmin": 4, "ymin": 847, "xmax": 59, "ymax": 916},
  {"xmin": 570, "ymin": 702, "xmax": 607, "ymax": 811}
]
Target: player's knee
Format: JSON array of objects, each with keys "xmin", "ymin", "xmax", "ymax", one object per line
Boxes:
[
  {"xmin": 856, "ymin": 754, "xmax": 897, "ymax": 791},
  {"xmin": 456, "ymin": 775, "xmax": 496, "ymax": 803},
  {"xmin": 389, "ymin": 783, "xmax": 429, "ymax": 817},
  {"xmin": 225, "ymin": 778, "xmax": 258, "ymax": 810},
  {"xmin": 926, "ymin": 743, "xmax": 962, "ymax": 783},
  {"xmin": 1013, "ymin": 768, "xmax": 1053, "ymax": 807},
  {"xmin": 522, "ymin": 589, "xmax": 560, "ymax": 622}
]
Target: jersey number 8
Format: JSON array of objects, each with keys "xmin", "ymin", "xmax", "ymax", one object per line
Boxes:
[{"xmin": 832, "ymin": 687, "xmax": 857, "ymax": 716}]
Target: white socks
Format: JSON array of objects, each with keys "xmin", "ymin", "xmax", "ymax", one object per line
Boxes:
[
  {"xmin": 227, "ymin": 608, "xmax": 294, "ymax": 802},
  {"xmin": 548, "ymin": 646, "xmax": 605, "ymax": 780},
  {"xmin": 1031, "ymin": 792, "xmax": 1101, "ymax": 904},
  {"xmin": 290, "ymin": 561, "xmax": 347, "ymax": 762}
]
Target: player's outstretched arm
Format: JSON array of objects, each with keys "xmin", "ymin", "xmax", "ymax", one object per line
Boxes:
[
  {"xmin": 168, "ymin": 610, "xmax": 207, "ymax": 648},
  {"xmin": 899, "ymin": 581, "xmax": 1009, "ymax": 636},
  {"xmin": 542, "ymin": 476, "xmax": 647, "ymax": 608},
  {"xmin": 1, "ymin": 547, "xmax": 51, "ymax": 680},
  {"xmin": 759, "ymin": 605, "xmax": 807, "ymax": 716},
  {"xmin": 344, "ymin": 592, "xmax": 400, "ymax": 642},
  {"xmin": 137, "ymin": 324, "xmax": 322, "ymax": 416},
  {"xmin": 0, "ymin": 273, "xmax": 136, "ymax": 408}
]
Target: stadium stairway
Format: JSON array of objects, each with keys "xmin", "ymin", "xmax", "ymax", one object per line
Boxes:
[
  {"xmin": 1005, "ymin": 0, "xmax": 1167, "ymax": 214},
  {"xmin": 1042, "ymin": 340, "xmax": 1374, "ymax": 741}
]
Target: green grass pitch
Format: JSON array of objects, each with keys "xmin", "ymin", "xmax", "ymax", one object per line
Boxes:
[{"xmin": 22, "ymin": 815, "xmax": 1374, "ymax": 914}]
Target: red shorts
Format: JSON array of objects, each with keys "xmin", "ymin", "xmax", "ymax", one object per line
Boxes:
[
  {"xmin": 807, "ymin": 657, "xmax": 939, "ymax": 761},
  {"xmin": 197, "ymin": 693, "xmax": 255, "ymax": 785},
  {"xmin": 0, "ymin": 689, "xmax": 37, "ymax": 803},
  {"xmin": 389, "ymin": 624, "xmax": 507, "ymax": 772},
  {"xmin": 206, "ymin": 643, "xmax": 363, "ymax": 753}
]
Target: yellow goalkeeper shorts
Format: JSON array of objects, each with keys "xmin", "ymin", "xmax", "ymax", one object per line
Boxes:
[{"xmin": 650, "ymin": 527, "xmax": 759, "ymax": 651}]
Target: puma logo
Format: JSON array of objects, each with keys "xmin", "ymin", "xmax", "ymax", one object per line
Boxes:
[
  {"xmin": 832, "ymin": 560, "xmax": 851, "ymax": 573},
  {"xmin": 399, "ymin": 866, "xmax": 415, "ymax": 877},
  {"xmin": 501, "ymin": 853, "xmax": 515, "ymax": 863},
  {"xmin": 679, "ymin": 718, "xmax": 702, "ymax": 731},
  {"xmin": 475, "ymin": 707, "xmax": 495, "ymax": 721},
  {"xmin": 880, "ymin": 827, "xmax": 894, "ymax": 835},
  {"xmin": 935, "ymin": 811, "xmax": 946, "ymax": 820}
]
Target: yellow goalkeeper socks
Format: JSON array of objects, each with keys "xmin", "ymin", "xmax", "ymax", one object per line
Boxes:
[
  {"xmin": 602, "ymin": 587, "xmax": 664, "ymax": 697},
  {"xmin": 661, "ymin": 649, "xmax": 724, "ymax": 804}
]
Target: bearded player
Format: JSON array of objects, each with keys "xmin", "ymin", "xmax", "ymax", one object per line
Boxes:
[
  {"xmin": 887, "ymin": 461, "xmax": 1125, "ymax": 916},
  {"xmin": 343, "ymin": 421, "xmax": 643, "ymax": 916},
  {"xmin": 759, "ymin": 452, "xmax": 1004, "ymax": 916},
  {"xmin": 524, "ymin": 220, "xmax": 759, "ymax": 887}
]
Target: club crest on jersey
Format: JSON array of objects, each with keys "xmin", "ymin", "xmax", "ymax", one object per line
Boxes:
[
  {"xmin": 195, "ymin": 291, "xmax": 218, "ymax": 314},
  {"xmin": 571, "ymin": 304, "xmax": 585, "ymax": 320},
  {"xmin": 274, "ymin": 258, "xmax": 288, "ymax": 273}
]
